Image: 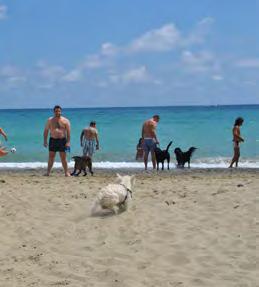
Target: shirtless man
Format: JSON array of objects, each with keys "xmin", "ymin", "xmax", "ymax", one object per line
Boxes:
[
  {"xmin": 43, "ymin": 105, "xmax": 71, "ymax": 176},
  {"xmin": 229, "ymin": 117, "xmax": 244, "ymax": 168},
  {"xmin": 0, "ymin": 127, "xmax": 8, "ymax": 157},
  {"xmin": 80, "ymin": 121, "xmax": 99, "ymax": 158},
  {"xmin": 141, "ymin": 115, "xmax": 160, "ymax": 170}
]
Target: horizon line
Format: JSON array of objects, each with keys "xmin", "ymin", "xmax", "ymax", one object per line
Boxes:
[{"xmin": 0, "ymin": 103, "xmax": 259, "ymax": 111}]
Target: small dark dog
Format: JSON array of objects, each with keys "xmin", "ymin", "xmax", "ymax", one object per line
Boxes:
[
  {"xmin": 174, "ymin": 147, "xmax": 197, "ymax": 168},
  {"xmin": 71, "ymin": 156, "xmax": 93, "ymax": 176},
  {"xmin": 154, "ymin": 141, "xmax": 173, "ymax": 170}
]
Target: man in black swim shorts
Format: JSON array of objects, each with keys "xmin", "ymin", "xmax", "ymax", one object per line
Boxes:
[{"xmin": 43, "ymin": 105, "xmax": 71, "ymax": 176}]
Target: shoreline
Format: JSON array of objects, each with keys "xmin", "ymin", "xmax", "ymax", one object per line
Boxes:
[
  {"xmin": 0, "ymin": 166, "xmax": 258, "ymax": 175},
  {"xmin": 0, "ymin": 160, "xmax": 258, "ymax": 171}
]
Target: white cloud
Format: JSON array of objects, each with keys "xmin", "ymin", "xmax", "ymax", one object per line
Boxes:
[
  {"xmin": 185, "ymin": 17, "xmax": 214, "ymax": 46},
  {"xmin": 128, "ymin": 24, "xmax": 181, "ymax": 52},
  {"xmin": 76, "ymin": 18, "xmax": 214, "ymax": 74},
  {"xmin": 122, "ymin": 66, "xmax": 150, "ymax": 83},
  {"xmin": 95, "ymin": 81, "xmax": 108, "ymax": 88},
  {"xmin": 125, "ymin": 17, "xmax": 214, "ymax": 54},
  {"xmin": 212, "ymin": 75, "xmax": 223, "ymax": 81},
  {"xmin": 62, "ymin": 69, "xmax": 82, "ymax": 82},
  {"xmin": 36, "ymin": 62, "xmax": 66, "ymax": 83},
  {"xmin": 243, "ymin": 81, "xmax": 256, "ymax": 86},
  {"xmin": 36, "ymin": 62, "xmax": 84, "ymax": 85},
  {"xmin": 236, "ymin": 58, "xmax": 259, "ymax": 68},
  {"xmin": 0, "ymin": 65, "xmax": 26, "ymax": 86},
  {"xmin": 101, "ymin": 42, "xmax": 118, "ymax": 56},
  {"xmin": 0, "ymin": 65, "xmax": 19, "ymax": 77},
  {"xmin": 40, "ymin": 65, "xmax": 65, "ymax": 82},
  {"xmin": 0, "ymin": 4, "xmax": 7, "ymax": 20},
  {"xmin": 81, "ymin": 54, "xmax": 104, "ymax": 69},
  {"xmin": 181, "ymin": 50, "xmax": 216, "ymax": 73},
  {"xmin": 109, "ymin": 66, "xmax": 158, "ymax": 85}
]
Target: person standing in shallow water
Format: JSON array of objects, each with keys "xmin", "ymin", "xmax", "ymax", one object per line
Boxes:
[
  {"xmin": 141, "ymin": 115, "xmax": 160, "ymax": 170},
  {"xmin": 80, "ymin": 121, "xmax": 99, "ymax": 158},
  {"xmin": 229, "ymin": 117, "xmax": 244, "ymax": 168},
  {"xmin": 43, "ymin": 105, "xmax": 71, "ymax": 176}
]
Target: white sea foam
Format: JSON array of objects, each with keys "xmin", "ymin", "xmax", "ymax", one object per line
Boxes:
[{"xmin": 0, "ymin": 158, "xmax": 258, "ymax": 169}]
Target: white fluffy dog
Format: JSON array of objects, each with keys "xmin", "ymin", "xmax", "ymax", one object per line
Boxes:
[{"xmin": 91, "ymin": 174, "xmax": 136, "ymax": 215}]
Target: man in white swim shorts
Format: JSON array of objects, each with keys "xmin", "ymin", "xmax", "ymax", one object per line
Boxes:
[{"xmin": 80, "ymin": 121, "xmax": 99, "ymax": 158}]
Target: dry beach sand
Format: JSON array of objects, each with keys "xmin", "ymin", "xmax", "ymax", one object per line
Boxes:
[{"xmin": 0, "ymin": 168, "xmax": 257, "ymax": 287}]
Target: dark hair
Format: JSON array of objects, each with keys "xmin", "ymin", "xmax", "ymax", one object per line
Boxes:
[
  {"xmin": 90, "ymin": 121, "xmax": 96, "ymax": 126},
  {"xmin": 138, "ymin": 138, "xmax": 142, "ymax": 144},
  {"xmin": 53, "ymin": 105, "xmax": 62, "ymax": 111},
  {"xmin": 234, "ymin": 117, "xmax": 244, "ymax": 126},
  {"xmin": 153, "ymin": 114, "xmax": 160, "ymax": 119}
]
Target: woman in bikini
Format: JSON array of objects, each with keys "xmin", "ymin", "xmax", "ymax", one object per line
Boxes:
[{"xmin": 229, "ymin": 117, "xmax": 244, "ymax": 168}]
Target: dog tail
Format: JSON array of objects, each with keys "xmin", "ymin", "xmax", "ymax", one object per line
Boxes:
[{"xmin": 166, "ymin": 141, "xmax": 173, "ymax": 152}]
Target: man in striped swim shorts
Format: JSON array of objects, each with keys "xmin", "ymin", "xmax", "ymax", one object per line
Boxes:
[{"xmin": 80, "ymin": 121, "xmax": 99, "ymax": 158}]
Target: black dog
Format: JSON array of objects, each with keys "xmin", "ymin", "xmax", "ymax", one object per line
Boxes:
[
  {"xmin": 154, "ymin": 141, "xmax": 173, "ymax": 170},
  {"xmin": 174, "ymin": 147, "xmax": 197, "ymax": 168},
  {"xmin": 71, "ymin": 156, "xmax": 93, "ymax": 176}
]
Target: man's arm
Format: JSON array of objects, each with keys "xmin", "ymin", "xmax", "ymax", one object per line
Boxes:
[
  {"xmin": 141, "ymin": 124, "xmax": 145, "ymax": 140},
  {"xmin": 0, "ymin": 128, "xmax": 7, "ymax": 141},
  {"xmin": 80, "ymin": 130, "xmax": 84, "ymax": 147},
  {"xmin": 95, "ymin": 132, "xmax": 99, "ymax": 150},
  {"xmin": 150, "ymin": 123, "xmax": 159, "ymax": 144},
  {"xmin": 43, "ymin": 120, "xmax": 50, "ymax": 147},
  {"xmin": 65, "ymin": 120, "xmax": 71, "ymax": 147}
]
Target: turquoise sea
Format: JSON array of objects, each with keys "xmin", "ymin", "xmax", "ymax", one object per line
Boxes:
[{"xmin": 0, "ymin": 105, "xmax": 258, "ymax": 168}]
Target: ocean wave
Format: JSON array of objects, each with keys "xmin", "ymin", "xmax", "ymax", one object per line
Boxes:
[{"xmin": 0, "ymin": 158, "xmax": 258, "ymax": 169}]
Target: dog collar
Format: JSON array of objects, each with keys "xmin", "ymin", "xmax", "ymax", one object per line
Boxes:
[
  {"xmin": 120, "ymin": 184, "xmax": 132, "ymax": 204},
  {"xmin": 120, "ymin": 184, "xmax": 132, "ymax": 196}
]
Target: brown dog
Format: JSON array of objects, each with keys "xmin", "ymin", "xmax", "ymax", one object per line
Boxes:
[{"xmin": 71, "ymin": 156, "xmax": 93, "ymax": 176}]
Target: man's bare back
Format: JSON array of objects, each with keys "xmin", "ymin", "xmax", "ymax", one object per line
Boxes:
[
  {"xmin": 141, "ymin": 115, "xmax": 160, "ymax": 170},
  {"xmin": 142, "ymin": 119, "xmax": 157, "ymax": 140}
]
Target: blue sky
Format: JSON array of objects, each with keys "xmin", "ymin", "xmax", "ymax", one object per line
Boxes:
[{"xmin": 0, "ymin": 0, "xmax": 258, "ymax": 108}]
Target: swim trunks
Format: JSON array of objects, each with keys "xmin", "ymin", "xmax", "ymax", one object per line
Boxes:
[
  {"xmin": 83, "ymin": 139, "xmax": 96, "ymax": 157},
  {"xmin": 143, "ymin": 138, "xmax": 156, "ymax": 153},
  {"xmin": 49, "ymin": 137, "xmax": 67, "ymax": 152}
]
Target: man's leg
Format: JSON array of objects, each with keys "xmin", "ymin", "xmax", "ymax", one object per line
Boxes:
[
  {"xmin": 143, "ymin": 151, "xmax": 149, "ymax": 170},
  {"xmin": 88, "ymin": 141, "xmax": 94, "ymax": 159},
  {"xmin": 151, "ymin": 150, "xmax": 156, "ymax": 170},
  {"xmin": 59, "ymin": 151, "xmax": 70, "ymax": 176},
  {"xmin": 47, "ymin": 151, "xmax": 56, "ymax": 175}
]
